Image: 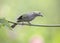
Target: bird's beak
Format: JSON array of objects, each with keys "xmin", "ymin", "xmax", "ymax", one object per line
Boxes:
[{"xmin": 40, "ymin": 14, "xmax": 43, "ymax": 17}]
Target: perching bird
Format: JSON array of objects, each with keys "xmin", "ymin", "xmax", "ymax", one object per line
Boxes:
[{"xmin": 11, "ymin": 11, "xmax": 43, "ymax": 28}]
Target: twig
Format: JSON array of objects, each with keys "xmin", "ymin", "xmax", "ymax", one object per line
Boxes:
[
  {"xmin": 8, "ymin": 21, "xmax": 16, "ymax": 24},
  {"xmin": 8, "ymin": 21, "xmax": 60, "ymax": 27}
]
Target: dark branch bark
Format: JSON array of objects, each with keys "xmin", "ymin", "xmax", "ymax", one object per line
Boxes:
[{"xmin": 8, "ymin": 21, "xmax": 60, "ymax": 27}]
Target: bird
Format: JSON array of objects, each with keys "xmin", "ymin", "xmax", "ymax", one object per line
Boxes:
[{"xmin": 11, "ymin": 11, "xmax": 43, "ymax": 28}]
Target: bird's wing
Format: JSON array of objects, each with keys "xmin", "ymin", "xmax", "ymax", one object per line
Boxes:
[
  {"xmin": 17, "ymin": 14, "xmax": 29, "ymax": 20},
  {"xmin": 22, "ymin": 14, "xmax": 29, "ymax": 19},
  {"xmin": 17, "ymin": 15, "xmax": 23, "ymax": 20}
]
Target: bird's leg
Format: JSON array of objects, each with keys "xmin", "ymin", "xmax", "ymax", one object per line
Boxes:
[{"xmin": 28, "ymin": 21, "xmax": 32, "ymax": 25}]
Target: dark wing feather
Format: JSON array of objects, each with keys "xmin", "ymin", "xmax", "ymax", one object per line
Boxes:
[
  {"xmin": 17, "ymin": 15, "xmax": 23, "ymax": 20},
  {"xmin": 17, "ymin": 15, "xmax": 23, "ymax": 22}
]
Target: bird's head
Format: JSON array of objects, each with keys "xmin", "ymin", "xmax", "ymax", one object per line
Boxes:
[{"xmin": 33, "ymin": 11, "xmax": 43, "ymax": 17}]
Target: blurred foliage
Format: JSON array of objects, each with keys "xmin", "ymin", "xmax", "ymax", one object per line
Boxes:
[
  {"xmin": 0, "ymin": 18, "xmax": 19, "ymax": 43},
  {"xmin": 0, "ymin": 18, "xmax": 11, "ymax": 28}
]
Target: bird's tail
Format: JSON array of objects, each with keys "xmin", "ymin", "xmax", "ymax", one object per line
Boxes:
[{"xmin": 11, "ymin": 23, "xmax": 17, "ymax": 28}]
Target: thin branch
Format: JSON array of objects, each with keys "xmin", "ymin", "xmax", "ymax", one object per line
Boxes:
[
  {"xmin": 8, "ymin": 21, "xmax": 60, "ymax": 27},
  {"xmin": 8, "ymin": 21, "xmax": 16, "ymax": 24}
]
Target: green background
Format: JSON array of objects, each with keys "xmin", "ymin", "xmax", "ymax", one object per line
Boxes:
[{"xmin": 0, "ymin": 0, "xmax": 60, "ymax": 43}]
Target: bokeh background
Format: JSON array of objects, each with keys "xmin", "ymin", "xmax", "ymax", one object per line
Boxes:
[{"xmin": 0, "ymin": 0, "xmax": 60, "ymax": 43}]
